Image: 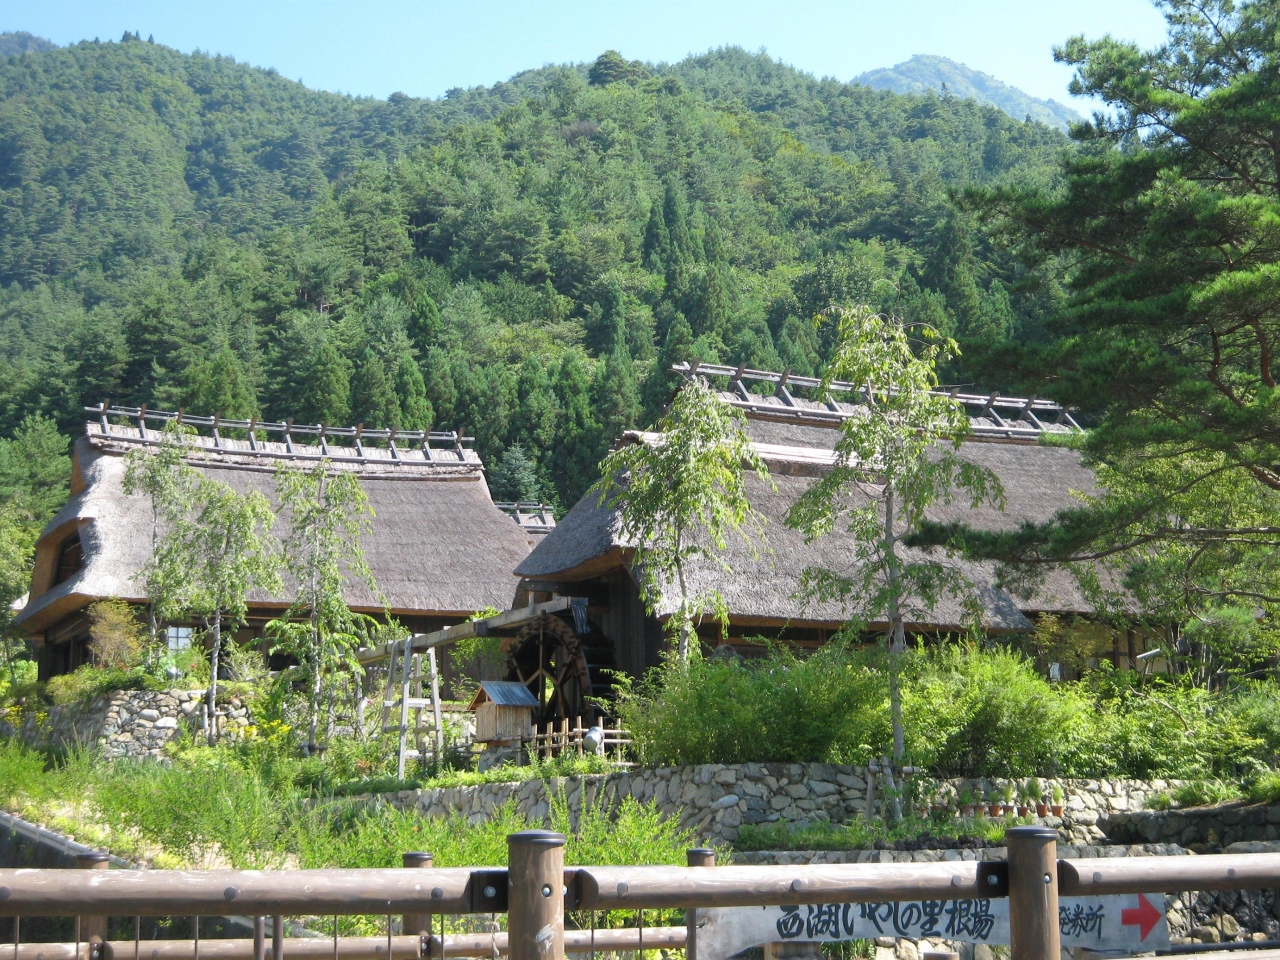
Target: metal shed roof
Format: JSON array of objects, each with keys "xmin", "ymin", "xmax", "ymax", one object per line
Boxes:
[{"xmin": 468, "ymin": 681, "xmax": 540, "ymax": 709}]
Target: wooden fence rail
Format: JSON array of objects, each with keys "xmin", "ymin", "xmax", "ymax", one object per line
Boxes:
[
  {"xmin": 5, "ymin": 830, "xmax": 1280, "ymax": 960},
  {"xmin": 0, "ymin": 928, "xmax": 688, "ymax": 960}
]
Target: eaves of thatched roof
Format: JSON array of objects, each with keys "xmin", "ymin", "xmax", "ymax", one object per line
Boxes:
[
  {"xmin": 17, "ymin": 428, "xmax": 535, "ymax": 635},
  {"xmin": 515, "ymin": 426, "xmax": 1104, "ymax": 633}
]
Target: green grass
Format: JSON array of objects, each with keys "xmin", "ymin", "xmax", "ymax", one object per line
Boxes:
[{"xmin": 734, "ymin": 814, "xmax": 1023, "ymax": 852}]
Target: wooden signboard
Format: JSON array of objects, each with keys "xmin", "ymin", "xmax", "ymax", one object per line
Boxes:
[{"xmin": 694, "ymin": 893, "xmax": 1169, "ymax": 959}]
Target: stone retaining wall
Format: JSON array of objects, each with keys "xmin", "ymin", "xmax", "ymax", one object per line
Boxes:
[
  {"xmin": 369, "ymin": 764, "xmax": 1166, "ymax": 846},
  {"xmin": 1104, "ymin": 802, "xmax": 1280, "ymax": 849},
  {"xmin": 1, "ymin": 688, "xmax": 249, "ymax": 760}
]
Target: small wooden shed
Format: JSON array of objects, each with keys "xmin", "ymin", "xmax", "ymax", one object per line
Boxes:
[{"xmin": 468, "ymin": 681, "xmax": 539, "ymax": 745}]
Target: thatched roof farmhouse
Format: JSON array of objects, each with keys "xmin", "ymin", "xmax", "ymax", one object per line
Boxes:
[
  {"xmin": 18, "ymin": 406, "xmax": 538, "ymax": 679},
  {"xmin": 513, "ymin": 364, "xmax": 1140, "ymax": 686}
]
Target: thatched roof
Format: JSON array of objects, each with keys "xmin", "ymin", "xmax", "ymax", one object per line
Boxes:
[
  {"xmin": 17, "ymin": 421, "xmax": 536, "ymax": 635},
  {"xmin": 516, "ymin": 420, "xmax": 1103, "ymax": 633}
]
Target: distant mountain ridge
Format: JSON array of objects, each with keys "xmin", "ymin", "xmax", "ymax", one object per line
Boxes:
[
  {"xmin": 855, "ymin": 54, "xmax": 1081, "ymax": 132},
  {"xmin": 0, "ymin": 32, "xmax": 57, "ymax": 57}
]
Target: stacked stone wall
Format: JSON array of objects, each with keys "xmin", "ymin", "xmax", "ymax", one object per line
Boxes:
[
  {"xmin": 0, "ymin": 688, "xmax": 249, "ymax": 760},
  {"xmin": 367, "ymin": 765, "xmax": 1168, "ymax": 847}
]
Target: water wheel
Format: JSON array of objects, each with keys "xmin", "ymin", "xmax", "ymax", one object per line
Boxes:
[{"xmin": 501, "ymin": 613, "xmax": 616, "ymax": 725}]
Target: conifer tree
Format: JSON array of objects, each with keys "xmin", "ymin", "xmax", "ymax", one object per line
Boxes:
[
  {"xmin": 489, "ymin": 444, "xmax": 542, "ymax": 503},
  {"xmin": 183, "ymin": 344, "xmax": 260, "ymax": 419},
  {"xmin": 393, "ymin": 355, "xmax": 433, "ymax": 431},
  {"xmin": 594, "ymin": 341, "xmax": 642, "ymax": 452},
  {"xmin": 512, "ymin": 354, "xmax": 559, "ymax": 456},
  {"xmin": 644, "ymin": 311, "xmax": 694, "ymax": 421},
  {"xmin": 551, "ymin": 349, "xmax": 599, "ymax": 505},
  {"xmin": 642, "ymin": 199, "xmax": 670, "ymax": 273},
  {"xmin": 303, "ymin": 339, "xmax": 352, "ymax": 425},
  {"xmin": 350, "ymin": 348, "xmax": 398, "ymax": 428},
  {"xmin": 422, "ymin": 348, "xmax": 458, "ymax": 427}
]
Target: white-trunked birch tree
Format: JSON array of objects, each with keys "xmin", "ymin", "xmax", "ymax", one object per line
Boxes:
[
  {"xmin": 129, "ymin": 433, "xmax": 280, "ymax": 745},
  {"xmin": 786, "ymin": 305, "xmax": 1004, "ymax": 783},
  {"xmin": 267, "ymin": 461, "xmax": 378, "ymax": 751}
]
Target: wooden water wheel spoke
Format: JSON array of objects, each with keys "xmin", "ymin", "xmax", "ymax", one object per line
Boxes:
[{"xmin": 503, "ymin": 613, "xmax": 601, "ymax": 726}]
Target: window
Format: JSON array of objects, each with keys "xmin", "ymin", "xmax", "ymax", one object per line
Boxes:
[
  {"xmin": 167, "ymin": 626, "xmax": 194, "ymax": 653},
  {"xmin": 54, "ymin": 533, "xmax": 84, "ymax": 585}
]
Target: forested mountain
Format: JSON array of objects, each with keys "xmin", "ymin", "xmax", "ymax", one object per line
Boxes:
[
  {"xmin": 0, "ymin": 35, "xmax": 1072, "ymax": 510},
  {"xmin": 855, "ymin": 55, "xmax": 1082, "ymax": 132}
]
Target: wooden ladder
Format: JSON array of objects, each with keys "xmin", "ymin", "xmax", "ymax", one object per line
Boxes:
[{"xmin": 379, "ymin": 637, "xmax": 445, "ymax": 780}]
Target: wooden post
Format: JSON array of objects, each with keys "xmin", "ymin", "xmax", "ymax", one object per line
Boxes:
[
  {"xmin": 1007, "ymin": 826, "xmax": 1059, "ymax": 960},
  {"xmin": 272, "ymin": 916, "xmax": 283, "ymax": 960},
  {"xmin": 507, "ymin": 831, "xmax": 564, "ymax": 960},
  {"xmin": 401, "ymin": 853, "xmax": 433, "ymax": 939},
  {"xmin": 253, "ymin": 917, "xmax": 265, "ymax": 960},
  {"xmin": 76, "ymin": 852, "xmax": 109, "ymax": 946},
  {"xmin": 686, "ymin": 849, "xmax": 715, "ymax": 960}
]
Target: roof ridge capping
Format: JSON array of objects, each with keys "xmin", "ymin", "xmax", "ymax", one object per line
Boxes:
[
  {"xmin": 82, "ymin": 402, "xmax": 483, "ymax": 472},
  {"xmin": 671, "ymin": 361, "xmax": 1082, "ymax": 441}
]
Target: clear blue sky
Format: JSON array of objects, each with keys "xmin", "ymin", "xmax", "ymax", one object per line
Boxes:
[{"xmin": 3, "ymin": 0, "xmax": 1169, "ymax": 106}]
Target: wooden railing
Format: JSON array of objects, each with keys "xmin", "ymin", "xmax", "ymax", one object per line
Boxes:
[
  {"xmin": 525, "ymin": 717, "xmax": 631, "ymax": 763},
  {"xmin": 4, "ymin": 830, "xmax": 1280, "ymax": 960}
]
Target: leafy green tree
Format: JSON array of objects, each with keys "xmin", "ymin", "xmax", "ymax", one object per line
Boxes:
[
  {"xmin": 269, "ymin": 461, "xmax": 378, "ymax": 748},
  {"xmin": 786, "ymin": 305, "xmax": 1003, "ymax": 774},
  {"xmin": 136, "ymin": 444, "xmax": 280, "ymax": 744},
  {"xmin": 124, "ymin": 426, "xmax": 202, "ymax": 651},
  {"xmin": 587, "ymin": 50, "xmax": 650, "ymax": 87},
  {"xmin": 594, "ymin": 376, "xmax": 770, "ymax": 663},
  {"xmin": 183, "ymin": 344, "xmax": 260, "ymax": 419},
  {"xmin": 0, "ymin": 504, "xmax": 37, "ymax": 683}
]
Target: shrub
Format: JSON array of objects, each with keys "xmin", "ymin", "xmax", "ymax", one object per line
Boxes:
[
  {"xmin": 86, "ymin": 599, "xmax": 145, "ymax": 669},
  {"xmin": 1170, "ymin": 779, "xmax": 1242, "ymax": 808},
  {"xmin": 1073, "ymin": 674, "xmax": 1265, "ymax": 778},
  {"xmin": 45, "ymin": 664, "xmax": 159, "ymax": 706},
  {"xmin": 618, "ymin": 641, "xmax": 889, "ymax": 766},
  {"xmin": 903, "ymin": 646, "xmax": 1090, "ymax": 777},
  {"xmin": 621, "ymin": 642, "xmax": 1093, "ymax": 776},
  {"xmin": 1225, "ymin": 684, "xmax": 1280, "ymax": 766},
  {"xmin": 1247, "ymin": 771, "xmax": 1280, "ymax": 805}
]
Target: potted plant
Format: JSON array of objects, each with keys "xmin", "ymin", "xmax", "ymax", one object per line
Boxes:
[
  {"xmin": 1001, "ymin": 782, "xmax": 1016, "ymax": 816},
  {"xmin": 1016, "ymin": 780, "xmax": 1031, "ymax": 817},
  {"xmin": 1030, "ymin": 778, "xmax": 1048, "ymax": 817},
  {"xmin": 1051, "ymin": 784, "xmax": 1065, "ymax": 817},
  {"xmin": 958, "ymin": 786, "xmax": 976, "ymax": 818}
]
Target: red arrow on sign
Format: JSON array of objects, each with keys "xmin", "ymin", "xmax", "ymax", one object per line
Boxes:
[{"xmin": 1121, "ymin": 893, "xmax": 1162, "ymax": 940}]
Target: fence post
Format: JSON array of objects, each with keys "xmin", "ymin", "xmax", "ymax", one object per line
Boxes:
[
  {"xmin": 507, "ymin": 831, "xmax": 565, "ymax": 960},
  {"xmin": 1006, "ymin": 826, "xmax": 1060, "ymax": 960},
  {"xmin": 75, "ymin": 852, "xmax": 110, "ymax": 947},
  {"xmin": 686, "ymin": 848, "xmax": 716, "ymax": 960},
  {"xmin": 402, "ymin": 852, "xmax": 434, "ymax": 939}
]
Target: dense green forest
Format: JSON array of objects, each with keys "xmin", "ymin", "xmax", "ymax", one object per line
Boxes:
[{"xmin": 0, "ymin": 34, "xmax": 1071, "ymax": 509}]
